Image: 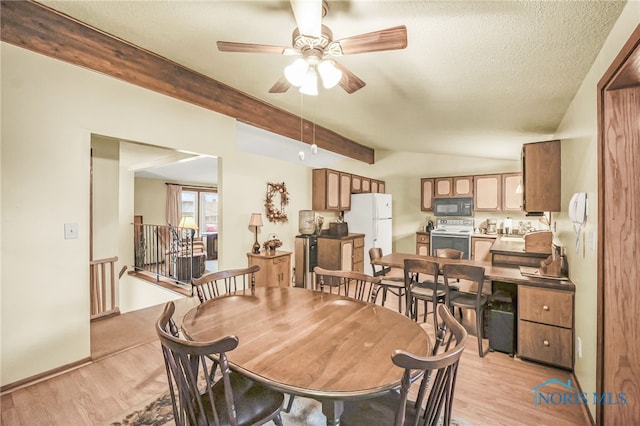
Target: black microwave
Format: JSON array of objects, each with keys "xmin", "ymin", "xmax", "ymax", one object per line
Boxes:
[{"xmin": 433, "ymin": 197, "xmax": 474, "ymax": 217}]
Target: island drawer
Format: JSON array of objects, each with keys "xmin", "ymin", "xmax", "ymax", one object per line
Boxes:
[
  {"xmin": 518, "ymin": 320, "xmax": 573, "ymax": 369},
  {"xmin": 519, "ymin": 286, "xmax": 573, "ymax": 328}
]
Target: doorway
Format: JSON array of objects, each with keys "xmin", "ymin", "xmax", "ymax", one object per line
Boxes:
[{"xmin": 596, "ymin": 25, "xmax": 640, "ymax": 425}]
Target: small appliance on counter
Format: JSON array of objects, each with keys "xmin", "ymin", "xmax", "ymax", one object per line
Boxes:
[
  {"xmin": 486, "ymin": 218, "xmax": 497, "ymax": 235},
  {"xmin": 425, "ymin": 220, "xmax": 434, "ymax": 232}
]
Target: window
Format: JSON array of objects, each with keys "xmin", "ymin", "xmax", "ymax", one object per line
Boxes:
[{"xmin": 181, "ymin": 187, "xmax": 218, "ymax": 235}]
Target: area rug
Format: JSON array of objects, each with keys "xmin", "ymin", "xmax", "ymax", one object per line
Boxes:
[{"xmin": 108, "ymin": 391, "xmax": 474, "ymax": 425}]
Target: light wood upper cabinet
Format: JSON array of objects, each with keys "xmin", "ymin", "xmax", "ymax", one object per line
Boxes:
[
  {"xmin": 435, "ymin": 177, "xmax": 453, "ymax": 197},
  {"xmin": 371, "ymin": 180, "xmax": 379, "ymax": 194},
  {"xmin": 361, "ymin": 177, "xmax": 371, "ymax": 193},
  {"xmin": 434, "ymin": 176, "xmax": 473, "ymax": 197},
  {"xmin": 522, "ymin": 140, "xmax": 561, "ymax": 213},
  {"xmin": 502, "ymin": 173, "xmax": 523, "ymax": 212},
  {"xmin": 453, "ymin": 176, "xmax": 473, "ymax": 197},
  {"xmin": 312, "ymin": 168, "xmax": 350, "ymax": 211},
  {"xmin": 421, "ymin": 178, "xmax": 435, "ymax": 211},
  {"xmin": 351, "ymin": 175, "xmax": 362, "ymax": 193},
  {"xmin": 340, "ymin": 172, "xmax": 352, "ymax": 210},
  {"xmin": 377, "ymin": 181, "xmax": 385, "ymax": 194},
  {"xmin": 474, "ymin": 174, "xmax": 501, "ymax": 211}
]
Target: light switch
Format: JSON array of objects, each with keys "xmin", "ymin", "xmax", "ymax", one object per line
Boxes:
[
  {"xmin": 64, "ymin": 223, "xmax": 79, "ymax": 239},
  {"xmin": 588, "ymin": 230, "xmax": 596, "ymax": 251}
]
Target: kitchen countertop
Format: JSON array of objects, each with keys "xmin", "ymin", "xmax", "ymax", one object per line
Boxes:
[
  {"xmin": 317, "ymin": 232, "xmax": 365, "ymax": 240},
  {"xmin": 471, "ymin": 233, "xmax": 498, "ymax": 239}
]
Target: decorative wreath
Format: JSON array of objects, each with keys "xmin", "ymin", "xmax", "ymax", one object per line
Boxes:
[{"xmin": 265, "ymin": 182, "xmax": 289, "ymax": 223}]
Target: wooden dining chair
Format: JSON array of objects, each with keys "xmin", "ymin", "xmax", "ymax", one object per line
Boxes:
[
  {"xmin": 191, "ymin": 265, "xmax": 260, "ymax": 303},
  {"xmin": 435, "ymin": 248, "xmax": 464, "ymax": 318},
  {"xmin": 443, "ymin": 263, "xmax": 489, "ymax": 357},
  {"xmin": 369, "ymin": 247, "xmax": 406, "ymax": 313},
  {"xmin": 313, "ymin": 266, "xmax": 382, "ymax": 303},
  {"xmin": 404, "ymin": 258, "xmax": 447, "ymax": 334},
  {"xmin": 340, "ymin": 304, "xmax": 469, "ymax": 426},
  {"xmin": 156, "ymin": 301, "xmax": 285, "ymax": 426}
]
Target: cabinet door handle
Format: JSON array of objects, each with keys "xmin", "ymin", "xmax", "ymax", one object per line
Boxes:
[
  {"xmin": 543, "ymin": 340, "xmax": 550, "ymax": 347},
  {"xmin": 542, "ymin": 305, "xmax": 550, "ymax": 311}
]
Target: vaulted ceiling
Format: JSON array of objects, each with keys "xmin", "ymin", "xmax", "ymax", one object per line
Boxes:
[{"xmin": 26, "ymin": 1, "xmax": 628, "ymax": 160}]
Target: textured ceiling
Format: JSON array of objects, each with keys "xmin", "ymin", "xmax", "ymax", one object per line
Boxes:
[{"xmin": 38, "ymin": 0, "xmax": 626, "ymax": 161}]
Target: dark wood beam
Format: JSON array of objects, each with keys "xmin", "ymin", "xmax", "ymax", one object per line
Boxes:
[{"xmin": 0, "ymin": 0, "xmax": 375, "ymax": 164}]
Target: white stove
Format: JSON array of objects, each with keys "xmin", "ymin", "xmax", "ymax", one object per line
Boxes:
[
  {"xmin": 430, "ymin": 218, "xmax": 474, "ymax": 259},
  {"xmin": 431, "ymin": 219, "xmax": 474, "ymax": 236}
]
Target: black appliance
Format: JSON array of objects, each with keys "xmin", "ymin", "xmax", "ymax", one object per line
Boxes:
[
  {"xmin": 433, "ymin": 197, "xmax": 474, "ymax": 217},
  {"xmin": 488, "ymin": 285, "xmax": 517, "ymax": 356},
  {"xmin": 294, "ymin": 235, "xmax": 318, "ymax": 289}
]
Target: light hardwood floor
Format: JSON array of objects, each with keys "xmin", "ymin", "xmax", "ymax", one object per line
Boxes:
[{"xmin": 1, "ymin": 290, "xmax": 591, "ymax": 425}]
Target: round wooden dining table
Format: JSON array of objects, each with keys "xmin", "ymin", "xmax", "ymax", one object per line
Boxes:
[{"xmin": 181, "ymin": 286, "xmax": 430, "ymax": 426}]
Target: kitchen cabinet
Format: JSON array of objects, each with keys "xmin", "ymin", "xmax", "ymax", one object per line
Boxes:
[
  {"xmin": 471, "ymin": 236, "xmax": 494, "ymax": 261},
  {"xmin": 522, "ymin": 140, "xmax": 561, "ymax": 213},
  {"xmin": 434, "ymin": 176, "xmax": 473, "ymax": 197},
  {"xmin": 361, "ymin": 177, "xmax": 371, "ymax": 193},
  {"xmin": 312, "ymin": 168, "xmax": 351, "ymax": 211},
  {"xmin": 518, "ymin": 286, "xmax": 574, "ymax": 369},
  {"xmin": 351, "ymin": 175, "xmax": 362, "ymax": 193},
  {"xmin": 416, "ymin": 232, "xmax": 430, "ymax": 255},
  {"xmin": 247, "ymin": 251, "xmax": 291, "ymax": 287},
  {"xmin": 420, "ymin": 178, "xmax": 434, "ymax": 211},
  {"xmin": 474, "ymin": 174, "xmax": 501, "ymax": 211},
  {"xmin": 371, "ymin": 179, "xmax": 386, "ymax": 193},
  {"xmin": 318, "ymin": 234, "xmax": 365, "ymax": 284},
  {"xmin": 340, "ymin": 172, "xmax": 352, "ymax": 210},
  {"xmin": 434, "ymin": 178, "xmax": 453, "ymax": 197},
  {"xmin": 502, "ymin": 173, "xmax": 523, "ymax": 212},
  {"xmin": 453, "ymin": 176, "xmax": 474, "ymax": 197}
]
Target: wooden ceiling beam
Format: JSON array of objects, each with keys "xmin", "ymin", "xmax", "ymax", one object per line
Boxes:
[{"xmin": 0, "ymin": 0, "xmax": 375, "ymax": 164}]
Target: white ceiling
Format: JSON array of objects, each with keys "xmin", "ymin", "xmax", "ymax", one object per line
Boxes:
[{"xmin": 41, "ymin": 0, "xmax": 626, "ymax": 161}]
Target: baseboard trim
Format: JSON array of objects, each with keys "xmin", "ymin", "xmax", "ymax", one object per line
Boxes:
[
  {"xmin": 572, "ymin": 372, "xmax": 596, "ymax": 426},
  {"xmin": 1, "ymin": 356, "xmax": 92, "ymax": 395}
]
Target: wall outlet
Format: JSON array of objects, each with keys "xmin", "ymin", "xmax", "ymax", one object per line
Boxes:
[
  {"xmin": 64, "ymin": 223, "xmax": 79, "ymax": 239},
  {"xmin": 577, "ymin": 336, "xmax": 582, "ymax": 358}
]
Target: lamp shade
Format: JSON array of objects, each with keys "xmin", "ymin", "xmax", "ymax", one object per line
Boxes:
[
  {"xmin": 249, "ymin": 213, "xmax": 263, "ymax": 227},
  {"xmin": 318, "ymin": 60, "xmax": 342, "ymax": 89},
  {"xmin": 178, "ymin": 216, "xmax": 198, "ymax": 230},
  {"xmin": 299, "ymin": 67, "xmax": 319, "ymax": 96},
  {"xmin": 284, "ymin": 58, "xmax": 309, "ymax": 87}
]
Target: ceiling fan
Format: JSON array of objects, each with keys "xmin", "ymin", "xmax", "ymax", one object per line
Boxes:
[{"xmin": 216, "ymin": 0, "xmax": 407, "ymax": 95}]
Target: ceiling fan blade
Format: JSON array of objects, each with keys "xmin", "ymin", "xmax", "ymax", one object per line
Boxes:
[
  {"xmin": 332, "ymin": 25, "xmax": 408, "ymax": 55},
  {"xmin": 269, "ymin": 76, "xmax": 292, "ymax": 94},
  {"xmin": 217, "ymin": 41, "xmax": 288, "ymax": 55},
  {"xmin": 333, "ymin": 62, "xmax": 366, "ymax": 94},
  {"xmin": 290, "ymin": 0, "xmax": 323, "ymax": 38}
]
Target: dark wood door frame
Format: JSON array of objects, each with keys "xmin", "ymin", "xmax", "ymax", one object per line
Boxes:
[{"xmin": 596, "ymin": 24, "xmax": 640, "ymax": 426}]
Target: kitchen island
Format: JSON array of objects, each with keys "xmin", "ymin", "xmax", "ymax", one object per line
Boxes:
[{"xmin": 373, "ymin": 251, "xmax": 574, "ymax": 370}]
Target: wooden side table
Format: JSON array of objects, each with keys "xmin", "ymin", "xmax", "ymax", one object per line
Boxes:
[{"xmin": 246, "ymin": 251, "xmax": 292, "ymax": 287}]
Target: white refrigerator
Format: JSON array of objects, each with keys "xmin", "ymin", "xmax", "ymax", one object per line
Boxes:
[{"xmin": 344, "ymin": 193, "xmax": 393, "ymax": 276}]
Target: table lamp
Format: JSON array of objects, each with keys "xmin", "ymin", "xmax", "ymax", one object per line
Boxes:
[
  {"xmin": 179, "ymin": 216, "xmax": 198, "ymax": 240},
  {"xmin": 249, "ymin": 213, "xmax": 263, "ymax": 254}
]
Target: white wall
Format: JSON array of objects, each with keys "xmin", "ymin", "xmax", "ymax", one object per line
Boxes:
[
  {"xmin": 0, "ymin": 43, "xmax": 312, "ymax": 386},
  {"xmin": 553, "ymin": 2, "xmax": 639, "ymax": 419}
]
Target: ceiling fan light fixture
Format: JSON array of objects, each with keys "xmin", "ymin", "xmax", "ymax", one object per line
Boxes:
[
  {"xmin": 284, "ymin": 58, "xmax": 309, "ymax": 87},
  {"xmin": 318, "ymin": 60, "xmax": 342, "ymax": 89},
  {"xmin": 299, "ymin": 67, "xmax": 318, "ymax": 96}
]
